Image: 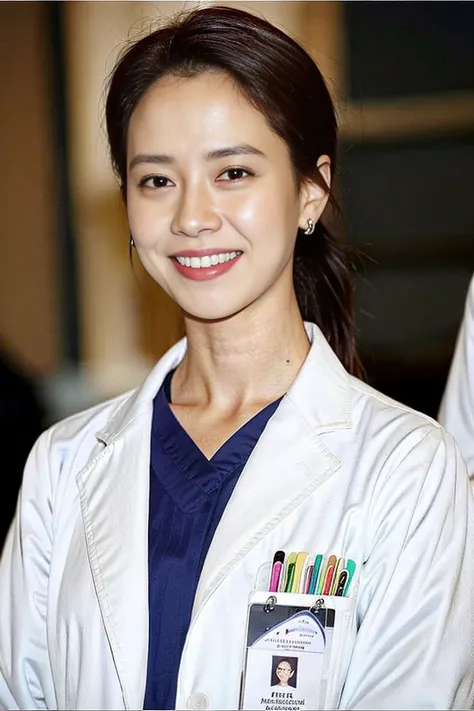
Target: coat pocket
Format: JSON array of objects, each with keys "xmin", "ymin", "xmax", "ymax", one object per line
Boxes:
[{"xmin": 241, "ymin": 589, "xmax": 357, "ymax": 710}]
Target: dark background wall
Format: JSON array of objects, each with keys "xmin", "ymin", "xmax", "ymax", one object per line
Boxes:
[{"xmin": 340, "ymin": 1, "xmax": 474, "ymax": 417}]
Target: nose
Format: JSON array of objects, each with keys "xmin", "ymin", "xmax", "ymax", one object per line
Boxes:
[{"xmin": 171, "ymin": 181, "xmax": 221, "ymax": 238}]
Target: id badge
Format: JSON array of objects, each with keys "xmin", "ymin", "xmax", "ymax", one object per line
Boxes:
[{"xmin": 240, "ymin": 591, "xmax": 335, "ymax": 711}]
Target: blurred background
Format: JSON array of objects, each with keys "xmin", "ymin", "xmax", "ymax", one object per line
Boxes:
[{"xmin": 0, "ymin": 1, "xmax": 473, "ymax": 540}]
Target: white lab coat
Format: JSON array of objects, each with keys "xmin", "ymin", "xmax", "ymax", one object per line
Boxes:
[
  {"xmin": 1, "ymin": 322, "xmax": 473, "ymax": 710},
  {"xmin": 439, "ymin": 275, "xmax": 474, "ymax": 477}
]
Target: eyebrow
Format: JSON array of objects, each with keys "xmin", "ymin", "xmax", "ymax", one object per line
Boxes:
[
  {"xmin": 128, "ymin": 143, "xmax": 266, "ymax": 171},
  {"xmin": 206, "ymin": 144, "xmax": 265, "ymax": 160}
]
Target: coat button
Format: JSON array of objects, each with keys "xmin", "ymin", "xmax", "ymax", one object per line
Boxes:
[{"xmin": 186, "ymin": 692, "xmax": 211, "ymax": 709}]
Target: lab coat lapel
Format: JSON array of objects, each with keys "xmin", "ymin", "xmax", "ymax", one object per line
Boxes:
[
  {"xmin": 75, "ymin": 338, "xmax": 188, "ymax": 710},
  {"xmin": 193, "ymin": 323, "xmax": 352, "ymax": 614},
  {"xmin": 76, "ymin": 412, "xmax": 151, "ymax": 709}
]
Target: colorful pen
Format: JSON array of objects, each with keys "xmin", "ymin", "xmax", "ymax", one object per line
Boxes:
[
  {"xmin": 279, "ymin": 551, "xmax": 296, "ymax": 592},
  {"xmin": 285, "ymin": 562, "xmax": 296, "ymax": 592},
  {"xmin": 302, "ymin": 564, "xmax": 313, "ymax": 594},
  {"xmin": 317, "ymin": 554, "xmax": 336, "ymax": 595},
  {"xmin": 309, "ymin": 554, "xmax": 323, "ymax": 594},
  {"xmin": 330, "ymin": 557, "xmax": 345, "ymax": 595},
  {"xmin": 269, "ymin": 561, "xmax": 283, "ymax": 592},
  {"xmin": 292, "ymin": 552, "xmax": 309, "ymax": 593},
  {"xmin": 322, "ymin": 564, "xmax": 335, "ymax": 595}
]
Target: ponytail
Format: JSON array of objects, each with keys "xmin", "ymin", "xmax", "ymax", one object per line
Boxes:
[{"xmin": 293, "ymin": 222, "xmax": 363, "ymax": 378}]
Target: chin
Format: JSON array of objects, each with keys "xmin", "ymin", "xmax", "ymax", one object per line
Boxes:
[{"xmin": 181, "ymin": 296, "xmax": 252, "ymax": 324}]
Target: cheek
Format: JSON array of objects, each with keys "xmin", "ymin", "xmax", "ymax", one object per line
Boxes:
[
  {"xmin": 230, "ymin": 180, "xmax": 299, "ymax": 235},
  {"xmin": 233, "ymin": 203, "xmax": 264, "ymax": 233},
  {"xmin": 224, "ymin": 188, "xmax": 263, "ymax": 229},
  {"xmin": 127, "ymin": 197, "xmax": 167, "ymax": 247}
]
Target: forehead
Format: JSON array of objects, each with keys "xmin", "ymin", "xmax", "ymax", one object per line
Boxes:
[{"xmin": 127, "ymin": 71, "xmax": 285, "ymax": 157}]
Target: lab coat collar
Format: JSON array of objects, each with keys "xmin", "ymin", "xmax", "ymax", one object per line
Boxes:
[
  {"xmin": 95, "ymin": 336, "xmax": 187, "ymax": 445},
  {"xmin": 96, "ymin": 321, "xmax": 351, "ymax": 446},
  {"xmin": 290, "ymin": 321, "xmax": 351, "ymax": 433}
]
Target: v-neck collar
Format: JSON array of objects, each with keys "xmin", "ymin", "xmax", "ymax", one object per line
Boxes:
[{"xmin": 152, "ymin": 369, "xmax": 282, "ymax": 489}]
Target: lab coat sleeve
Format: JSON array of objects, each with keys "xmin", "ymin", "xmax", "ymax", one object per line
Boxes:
[
  {"xmin": 0, "ymin": 430, "xmax": 56, "ymax": 710},
  {"xmin": 340, "ymin": 427, "xmax": 474, "ymax": 709},
  {"xmin": 438, "ymin": 275, "xmax": 474, "ymax": 478}
]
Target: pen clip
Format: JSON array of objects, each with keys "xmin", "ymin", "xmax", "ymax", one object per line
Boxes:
[
  {"xmin": 335, "ymin": 569, "xmax": 348, "ymax": 596},
  {"xmin": 344, "ymin": 559, "xmax": 356, "ymax": 596}
]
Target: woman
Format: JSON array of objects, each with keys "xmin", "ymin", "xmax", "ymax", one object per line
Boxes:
[
  {"xmin": 0, "ymin": 6, "xmax": 473, "ymax": 710},
  {"xmin": 438, "ymin": 274, "xmax": 474, "ymax": 477},
  {"xmin": 272, "ymin": 660, "xmax": 296, "ymax": 689}
]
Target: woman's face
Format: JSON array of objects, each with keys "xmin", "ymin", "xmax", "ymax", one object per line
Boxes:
[
  {"xmin": 126, "ymin": 71, "xmax": 327, "ymax": 321},
  {"xmin": 276, "ymin": 660, "xmax": 294, "ymax": 685}
]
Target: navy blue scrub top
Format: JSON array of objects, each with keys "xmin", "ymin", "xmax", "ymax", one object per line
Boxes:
[{"xmin": 143, "ymin": 369, "xmax": 282, "ymax": 710}]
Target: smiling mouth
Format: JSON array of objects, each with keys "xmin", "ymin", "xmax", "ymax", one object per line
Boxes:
[{"xmin": 173, "ymin": 251, "xmax": 242, "ymax": 269}]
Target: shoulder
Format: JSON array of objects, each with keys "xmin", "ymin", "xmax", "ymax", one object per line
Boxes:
[
  {"xmin": 348, "ymin": 374, "xmax": 441, "ymax": 435},
  {"xmin": 45, "ymin": 388, "xmax": 136, "ymax": 445},
  {"xmin": 22, "ymin": 336, "xmax": 187, "ymax": 489},
  {"xmin": 40, "ymin": 336, "xmax": 187, "ymax": 452},
  {"xmin": 344, "ymin": 375, "xmax": 463, "ymax": 488},
  {"xmin": 26, "ymin": 388, "xmax": 138, "ymax": 484},
  {"xmin": 349, "ymin": 376, "xmax": 443, "ymax": 437},
  {"xmin": 297, "ymin": 325, "xmax": 453, "ymax": 472},
  {"xmin": 342, "ymin": 380, "xmax": 471, "ymax": 564}
]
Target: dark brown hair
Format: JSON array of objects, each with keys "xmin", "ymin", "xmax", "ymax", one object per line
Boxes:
[{"xmin": 105, "ymin": 5, "xmax": 361, "ymax": 376}]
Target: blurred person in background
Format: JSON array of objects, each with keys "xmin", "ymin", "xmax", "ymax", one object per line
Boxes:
[
  {"xmin": 438, "ymin": 274, "xmax": 474, "ymax": 477},
  {"xmin": 0, "ymin": 346, "xmax": 44, "ymax": 551},
  {"xmin": 0, "ymin": 6, "xmax": 473, "ymax": 710}
]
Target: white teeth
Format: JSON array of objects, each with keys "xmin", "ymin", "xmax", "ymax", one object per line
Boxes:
[{"xmin": 175, "ymin": 252, "xmax": 241, "ymax": 268}]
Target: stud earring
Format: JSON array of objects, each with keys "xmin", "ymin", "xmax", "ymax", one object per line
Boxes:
[
  {"xmin": 303, "ymin": 218, "xmax": 315, "ymax": 235},
  {"xmin": 129, "ymin": 235, "xmax": 135, "ymax": 248}
]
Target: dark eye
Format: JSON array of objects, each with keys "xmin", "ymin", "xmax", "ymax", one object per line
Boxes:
[
  {"xmin": 139, "ymin": 175, "xmax": 173, "ymax": 189},
  {"xmin": 218, "ymin": 167, "xmax": 252, "ymax": 182}
]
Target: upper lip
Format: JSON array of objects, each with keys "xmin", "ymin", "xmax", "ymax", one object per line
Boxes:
[{"xmin": 171, "ymin": 248, "xmax": 241, "ymax": 258}]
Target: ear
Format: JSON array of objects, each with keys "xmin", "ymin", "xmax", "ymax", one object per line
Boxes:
[{"xmin": 298, "ymin": 154, "xmax": 331, "ymax": 232}]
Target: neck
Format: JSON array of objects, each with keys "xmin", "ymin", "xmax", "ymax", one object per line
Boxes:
[{"xmin": 173, "ymin": 289, "xmax": 310, "ymax": 411}]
